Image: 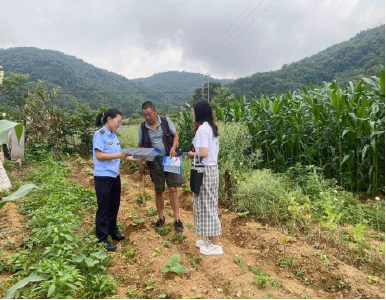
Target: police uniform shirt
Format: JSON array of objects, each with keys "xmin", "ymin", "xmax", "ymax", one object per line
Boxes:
[{"xmin": 93, "ymin": 126, "xmax": 121, "ymax": 178}]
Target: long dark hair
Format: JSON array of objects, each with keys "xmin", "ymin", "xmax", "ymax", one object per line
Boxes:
[
  {"xmin": 95, "ymin": 109, "xmax": 122, "ymax": 127},
  {"xmin": 193, "ymin": 100, "xmax": 219, "ymax": 137}
]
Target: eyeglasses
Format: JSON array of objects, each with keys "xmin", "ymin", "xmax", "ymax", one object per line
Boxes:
[{"xmin": 114, "ymin": 118, "xmax": 122, "ymax": 125}]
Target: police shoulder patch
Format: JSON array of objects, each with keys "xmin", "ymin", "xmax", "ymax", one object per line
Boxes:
[
  {"xmin": 100, "ymin": 129, "xmax": 105, "ymax": 134},
  {"xmin": 108, "ymin": 142, "xmax": 113, "ymax": 145}
]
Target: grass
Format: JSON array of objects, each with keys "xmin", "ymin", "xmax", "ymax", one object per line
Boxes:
[{"xmin": 155, "ymin": 224, "xmax": 172, "ymax": 236}]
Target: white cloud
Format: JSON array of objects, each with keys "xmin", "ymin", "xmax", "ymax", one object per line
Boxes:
[{"xmin": 0, "ymin": 0, "xmax": 384, "ymax": 79}]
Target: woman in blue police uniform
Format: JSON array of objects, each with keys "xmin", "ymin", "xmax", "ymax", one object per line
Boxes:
[{"xmin": 93, "ymin": 109, "xmax": 134, "ymax": 251}]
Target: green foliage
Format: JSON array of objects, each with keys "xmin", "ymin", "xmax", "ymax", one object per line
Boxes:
[
  {"xmin": 229, "ymin": 26, "xmax": 385, "ymax": 99},
  {"xmin": 248, "ymin": 265, "xmax": 278, "ymax": 289},
  {"xmin": 161, "ymin": 254, "xmax": 187, "ymax": 274},
  {"xmin": 161, "ymin": 241, "xmax": 173, "ymax": 249},
  {"xmin": 117, "ymin": 126, "xmax": 138, "ymax": 149},
  {"xmin": 0, "ymin": 184, "xmax": 40, "ymax": 210},
  {"xmin": 235, "ymin": 169, "xmax": 293, "ymax": 223},
  {"xmin": 125, "ymin": 248, "xmax": 136, "ymax": 262},
  {"xmin": 192, "ymin": 82, "xmax": 222, "ymax": 103},
  {"xmin": 0, "ymin": 119, "xmax": 24, "ymax": 144},
  {"xmin": 155, "ymin": 224, "xmax": 172, "ymax": 236},
  {"xmin": 293, "ymin": 269, "xmax": 305, "ymax": 276},
  {"xmin": 171, "ymin": 233, "xmax": 186, "ymax": 243},
  {"xmin": 320, "ymin": 254, "xmax": 330, "ymax": 263},
  {"xmin": 277, "ymin": 257, "xmax": 294, "ymax": 267},
  {"xmin": 188, "ymin": 256, "xmax": 203, "ymax": 269},
  {"xmin": 144, "ymin": 207, "xmax": 158, "ymax": 217},
  {"xmin": 2, "ymin": 160, "xmax": 116, "ymax": 299},
  {"xmin": 233, "ymin": 257, "xmax": 244, "ymax": 268},
  {"xmin": 215, "ymin": 68, "xmax": 385, "ymax": 195}
]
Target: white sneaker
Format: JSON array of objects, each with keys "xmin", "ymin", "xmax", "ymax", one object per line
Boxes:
[
  {"xmin": 196, "ymin": 237, "xmax": 209, "ymax": 248},
  {"xmin": 200, "ymin": 241, "xmax": 223, "ymax": 255}
]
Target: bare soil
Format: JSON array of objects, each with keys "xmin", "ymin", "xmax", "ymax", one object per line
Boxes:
[{"xmin": 1, "ymin": 159, "xmax": 384, "ymax": 299}]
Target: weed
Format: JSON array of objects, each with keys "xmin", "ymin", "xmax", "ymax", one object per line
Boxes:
[
  {"xmin": 236, "ymin": 211, "xmax": 249, "ymax": 218},
  {"xmin": 161, "ymin": 254, "xmax": 187, "ymax": 274},
  {"xmin": 155, "ymin": 224, "xmax": 172, "ymax": 236},
  {"xmin": 161, "ymin": 241, "xmax": 173, "ymax": 248},
  {"xmin": 125, "ymin": 248, "xmax": 136, "ymax": 262},
  {"xmin": 132, "ymin": 218, "xmax": 145, "ymax": 226},
  {"xmin": 166, "ymin": 210, "xmax": 174, "ymax": 218},
  {"xmin": 338, "ymin": 277, "xmax": 346, "ymax": 289},
  {"xmin": 186, "ymin": 223, "xmax": 193, "ymax": 229},
  {"xmin": 171, "ymin": 233, "xmax": 186, "ymax": 243},
  {"xmin": 248, "ymin": 265, "xmax": 277, "ymax": 288},
  {"xmin": 152, "ymin": 247, "xmax": 161, "ymax": 257},
  {"xmin": 278, "ymin": 257, "xmax": 294, "ymax": 267},
  {"xmin": 188, "ymin": 256, "xmax": 203, "ymax": 268},
  {"xmin": 145, "ymin": 208, "xmax": 158, "ymax": 217},
  {"xmin": 233, "ymin": 257, "xmax": 244, "ymax": 268},
  {"xmin": 320, "ymin": 254, "xmax": 330, "ymax": 263},
  {"xmin": 303, "ymin": 277, "xmax": 311, "ymax": 285},
  {"xmin": 126, "ymin": 288, "xmax": 140, "ymax": 299},
  {"xmin": 293, "ymin": 269, "xmax": 305, "ymax": 276}
]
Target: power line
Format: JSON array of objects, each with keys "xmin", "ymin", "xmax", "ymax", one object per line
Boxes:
[
  {"xmin": 212, "ymin": 0, "xmax": 257, "ymax": 49},
  {"xmin": 227, "ymin": 0, "xmax": 278, "ymax": 47},
  {"xmin": 189, "ymin": 0, "xmax": 260, "ymax": 75},
  {"xmin": 219, "ymin": 0, "xmax": 265, "ymax": 47},
  {"xmin": 228, "ymin": 0, "xmax": 277, "ymax": 47},
  {"xmin": 57, "ymin": 91, "xmax": 195, "ymax": 95}
]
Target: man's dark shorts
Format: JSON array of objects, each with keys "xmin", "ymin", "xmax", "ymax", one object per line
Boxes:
[{"xmin": 149, "ymin": 157, "xmax": 185, "ymax": 193}]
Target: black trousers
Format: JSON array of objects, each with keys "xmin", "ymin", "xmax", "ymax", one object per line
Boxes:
[{"xmin": 94, "ymin": 175, "xmax": 121, "ymax": 242}]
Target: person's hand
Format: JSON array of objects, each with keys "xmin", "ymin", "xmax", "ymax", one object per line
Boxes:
[
  {"xmin": 169, "ymin": 147, "xmax": 177, "ymax": 157},
  {"xmin": 187, "ymin": 151, "xmax": 194, "ymax": 159},
  {"xmin": 119, "ymin": 152, "xmax": 129, "ymax": 159}
]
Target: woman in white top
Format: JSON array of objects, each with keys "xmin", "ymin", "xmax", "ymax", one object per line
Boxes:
[{"xmin": 188, "ymin": 100, "xmax": 222, "ymax": 255}]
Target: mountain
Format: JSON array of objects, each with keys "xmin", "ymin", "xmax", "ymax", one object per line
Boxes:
[
  {"xmin": 0, "ymin": 47, "xmax": 150, "ymax": 115},
  {"xmin": 0, "ymin": 48, "xmax": 232, "ymax": 115},
  {"xmin": 0, "ymin": 25, "xmax": 384, "ymax": 114},
  {"xmin": 228, "ymin": 25, "xmax": 385, "ymax": 97},
  {"xmin": 133, "ymin": 71, "xmax": 233, "ymax": 108}
]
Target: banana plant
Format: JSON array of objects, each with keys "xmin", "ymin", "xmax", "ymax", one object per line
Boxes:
[{"xmin": 0, "ymin": 120, "xmax": 41, "ymax": 209}]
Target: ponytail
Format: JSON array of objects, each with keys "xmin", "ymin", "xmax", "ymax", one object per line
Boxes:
[
  {"xmin": 95, "ymin": 112, "xmax": 104, "ymax": 127},
  {"xmin": 95, "ymin": 109, "xmax": 122, "ymax": 127}
]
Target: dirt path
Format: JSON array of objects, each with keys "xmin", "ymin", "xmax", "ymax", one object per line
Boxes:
[{"xmin": 67, "ymin": 158, "xmax": 385, "ymax": 299}]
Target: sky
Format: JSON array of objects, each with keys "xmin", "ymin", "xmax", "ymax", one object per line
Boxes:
[{"xmin": 0, "ymin": 0, "xmax": 384, "ymax": 79}]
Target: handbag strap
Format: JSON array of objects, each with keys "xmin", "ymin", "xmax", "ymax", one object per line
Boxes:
[{"xmin": 193, "ymin": 152, "xmax": 201, "ymax": 167}]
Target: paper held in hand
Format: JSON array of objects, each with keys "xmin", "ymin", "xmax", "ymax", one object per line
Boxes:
[
  {"xmin": 122, "ymin": 147, "xmax": 161, "ymax": 161},
  {"xmin": 162, "ymin": 156, "xmax": 183, "ymax": 174}
]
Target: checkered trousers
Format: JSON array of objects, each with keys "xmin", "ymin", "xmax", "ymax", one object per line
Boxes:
[{"xmin": 193, "ymin": 165, "xmax": 221, "ymax": 237}]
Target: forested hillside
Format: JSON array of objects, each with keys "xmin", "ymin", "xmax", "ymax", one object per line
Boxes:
[{"xmin": 229, "ymin": 25, "xmax": 385, "ymax": 97}]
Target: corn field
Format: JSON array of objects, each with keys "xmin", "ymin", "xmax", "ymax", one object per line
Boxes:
[{"xmin": 211, "ymin": 69, "xmax": 385, "ymax": 195}]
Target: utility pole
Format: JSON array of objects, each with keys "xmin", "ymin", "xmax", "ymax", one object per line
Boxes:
[
  {"xmin": 0, "ymin": 66, "xmax": 3, "ymax": 84},
  {"xmin": 206, "ymin": 73, "xmax": 210, "ymax": 102},
  {"xmin": 201, "ymin": 73, "xmax": 204, "ymax": 99}
]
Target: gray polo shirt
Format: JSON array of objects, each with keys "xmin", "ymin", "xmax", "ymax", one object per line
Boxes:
[{"xmin": 138, "ymin": 115, "xmax": 176, "ymax": 155}]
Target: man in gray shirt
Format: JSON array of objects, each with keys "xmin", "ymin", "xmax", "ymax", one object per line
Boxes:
[{"xmin": 138, "ymin": 101, "xmax": 185, "ymax": 232}]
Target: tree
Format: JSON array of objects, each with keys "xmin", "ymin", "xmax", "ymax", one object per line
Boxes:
[
  {"xmin": 192, "ymin": 82, "xmax": 222, "ymax": 103},
  {"xmin": 25, "ymin": 80, "xmax": 65, "ymax": 160},
  {"xmin": 0, "ymin": 73, "xmax": 31, "ymax": 128},
  {"xmin": 211, "ymin": 87, "xmax": 235, "ymax": 107}
]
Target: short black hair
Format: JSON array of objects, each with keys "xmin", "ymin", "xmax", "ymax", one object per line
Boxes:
[{"xmin": 142, "ymin": 101, "xmax": 156, "ymax": 110}]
